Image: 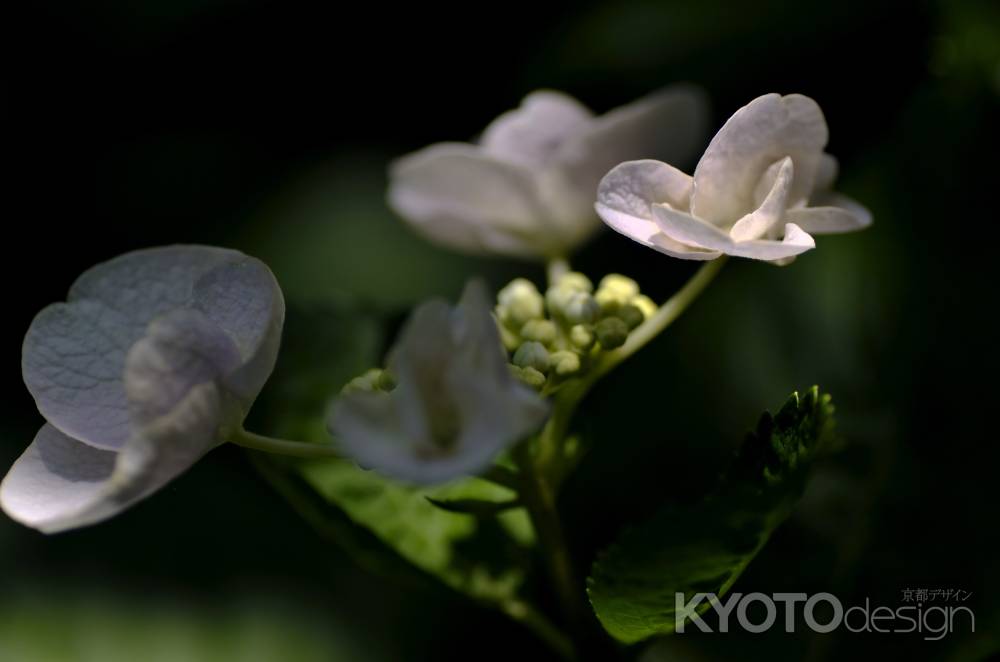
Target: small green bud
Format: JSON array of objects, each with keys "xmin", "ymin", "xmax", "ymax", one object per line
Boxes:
[
  {"xmin": 497, "ymin": 278, "xmax": 544, "ymax": 329},
  {"xmin": 520, "ymin": 319, "xmax": 557, "ymax": 345},
  {"xmin": 496, "ymin": 315, "xmax": 521, "ymax": 351},
  {"xmin": 549, "ymin": 350, "xmax": 581, "ymax": 377},
  {"xmin": 375, "ymin": 369, "xmax": 397, "ymax": 391},
  {"xmin": 556, "ymin": 271, "xmax": 593, "ymax": 293},
  {"xmin": 596, "ymin": 274, "xmax": 639, "ymax": 304},
  {"xmin": 595, "ymin": 317, "xmax": 629, "ymax": 350},
  {"xmin": 597, "ymin": 274, "xmax": 639, "ymax": 301},
  {"xmin": 342, "ymin": 368, "xmax": 392, "ymax": 395},
  {"xmin": 509, "ymin": 364, "xmax": 546, "ymax": 389},
  {"xmin": 562, "ymin": 292, "xmax": 599, "ymax": 325},
  {"xmin": 630, "ymin": 294, "xmax": 656, "ymax": 320},
  {"xmin": 617, "ymin": 303, "xmax": 644, "ymax": 330},
  {"xmin": 544, "ymin": 285, "xmax": 573, "ymax": 317},
  {"xmin": 513, "ymin": 341, "xmax": 551, "ymax": 372},
  {"xmin": 569, "ymin": 324, "xmax": 594, "ymax": 350}
]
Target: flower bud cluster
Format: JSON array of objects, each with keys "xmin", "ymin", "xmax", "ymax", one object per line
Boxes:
[{"xmin": 495, "ymin": 272, "xmax": 655, "ymax": 390}]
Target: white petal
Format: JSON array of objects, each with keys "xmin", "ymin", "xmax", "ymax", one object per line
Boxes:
[
  {"xmin": 110, "ymin": 381, "xmax": 226, "ymax": 527},
  {"xmin": 193, "ymin": 258, "xmax": 285, "ymax": 406},
  {"xmin": 68, "ymin": 245, "xmax": 243, "ymax": 336},
  {"xmin": 387, "ymin": 144, "xmax": 552, "ymax": 258},
  {"xmin": 553, "ymin": 85, "xmax": 709, "ymax": 197},
  {"xmin": 1, "ymin": 424, "xmax": 118, "ymax": 533},
  {"xmin": 124, "ymin": 309, "xmax": 242, "ymax": 426},
  {"xmin": 448, "ymin": 282, "xmax": 548, "ymax": 450},
  {"xmin": 480, "ymin": 90, "xmax": 594, "ymax": 167},
  {"xmin": 645, "ymin": 234, "xmax": 723, "ymax": 261},
  {"xmin": 330, "ymin": 282, "xmax": 548, "ymax": 485},
  {"xmin": 652, "ymin": 205, "xmax": 736, "ymax": 252},
  {"xmin": 655, "ymin": 206, "xmax": 816, "ymax": 261},
  {"xmin": 452, "ymin": 280, "xmax": 510, "ymax": 381},
  {"xmin": 444, "ymin": 366, "xmax": 547, "ymax": 480},
  {"xmin": 691, "ymin": 93, "xmax": 828, "ymax": 225},
  {"xmin": 814, "ymin": 153, "xmax": 839, "ymax": 192},
  {"xmin": 386, "ymin": 298, "xmax": 453, "ymax": 444},
  {"xmin": 331, "ymin": 360, "xmax": 547, "ymax": 486},
  {"xmin": 1, "ymin": 381, "xmax": 223, "ymax": 534},
  {"xmin": 728, "ymin": 223, "xmax": 816, "ymax": 261},
  {"xmin": 796, "ymin": 192, "xmax": 873, "ymax": 232},
  {"xmin": 536, "ymin": 86, "xmax": 709, "ymax": 254},
  {"xmin": 22, "ymin": 246, "xmax": 259, "ymax": 451},
  {"xmin": 730, "ymin": 157, "xmax": 794, "ymax": 241},
  {"xmin": 595, "ymin": 159, "xmax": 720, "ymax": 260},
  {"xmin": 23, "ymin": 300, "xmax": 135, "ymax": 450},
  {"xmin": 328, "ymin": 391, "xmax": 415, "ymax": 479},
  {"xmin": 597, "ymin": 159, "xmax": 694, "ymax": 217}
]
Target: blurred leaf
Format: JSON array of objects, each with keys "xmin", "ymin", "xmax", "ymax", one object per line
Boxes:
[
  {"xmin": 426, "ymin": 496, "xmax": 523, "ymax": 517},
  {"xmin": 0, "ymin": 593, "xmax": 367, "ymax": 662},
  {"xmin": 586, "ymin": 387, "xmax": 835, "ymax": 644},
  {"xmin": 250, "ymin": 303, "xmax": 535, "ymax": 606}
]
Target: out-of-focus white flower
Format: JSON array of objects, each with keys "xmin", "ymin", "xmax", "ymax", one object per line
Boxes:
[
  {"xmin": 596, "ymin": 93, "xmax": 872, "ymax": 263},
  {"xmin": 330, "ymin": 281, "xmax": 548, "ymax": 484},
  {"xmin": 1, "ymin": 246, "xmax": 284, "ymax": 533},
  {"xmin": 388, "ymin": 86, "xmax": 708, "ymax": 259}
]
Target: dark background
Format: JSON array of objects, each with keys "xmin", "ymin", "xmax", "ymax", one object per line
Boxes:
[{"xmin": 3, "ymin": 0, "xmax": 998, "ymax": 660}]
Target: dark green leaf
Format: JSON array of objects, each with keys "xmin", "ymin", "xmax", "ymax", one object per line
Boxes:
[
  {"xmin": 425, "ymin": 496, "xmax": 523, "ymax": 517},
  {"xmin": 586, "ymin": 387, "xmax": 835, "ymax": 644}
]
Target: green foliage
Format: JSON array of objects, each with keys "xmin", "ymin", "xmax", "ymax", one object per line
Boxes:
[
  {"xmin": 250, "ymin": 305, "xmax": 534, "ymax": 607},
  {"xmin": 426, "ymin": 496, "xmax": 523, "ymax": 517},
  {"xmin": 300, "ymin": 461, "xmax": 533, "ymax": 602},
  {"xmin": 0, "ymin": 593, "xmax": 364, "ymax": 662},
  {"xmin": 586, "ymin": 387, "xmax": 835, "ymax": 644}
]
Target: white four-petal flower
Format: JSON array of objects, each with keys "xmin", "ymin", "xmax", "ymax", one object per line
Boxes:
[
  {"xmin": 1, "ymin": 245, "xmax": 285, "ymax": 533},
  {"xmin": 388, "ymin": 87, "xmax": 708, "ymax": 259},
  {"xmin": 330, "ymin": 281, "xmax": 548, "ymax": 484},
  {"xmin": 596, "ymin": 93, "xmax": 872, "ymax": 263}
]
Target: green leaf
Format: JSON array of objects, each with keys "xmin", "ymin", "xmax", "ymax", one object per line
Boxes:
[
  {"xmin": 300, "ymin": 461, "xmax": 533, "ymax": 602},
  {"xmin": 425, "ymin": 496, "xmax": 523, "ymax": 517},
  {"xmin": 249, "ymin": 305, "xmax": 535, "ymax": 605},
  {"xmin": 586, "ymin": 387, "xmax": 835, "ymax": 644}
]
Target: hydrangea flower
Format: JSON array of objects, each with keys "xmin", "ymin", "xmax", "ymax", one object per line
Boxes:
[
  {"xmin": 330, "ymin": 281, "xmax": 548, "ymax": 484},
  {"xmin": 596, "ymin": 93, "xmax": 871, "ymax": 263},
  {"xmin": 388, "ymin": 86, "xmax": 708, "ymax": 259},
  {"xmin": 1, "ymin": 246, "xmax": 284, "ymax": 533}
]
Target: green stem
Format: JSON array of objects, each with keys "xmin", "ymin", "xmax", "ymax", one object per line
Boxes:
[
  {"xmin": 594, "ymin": 256, "xmax": 727, "ymax": 381},
  {"xmin": 514, "ymin": 442, "xmax": 588, "ymax": 657},
  {"xmin": 229, "ymin": 428, "xmax": 341, "ymax": 459},
  {"xmin": 558, "ymin": 257, "xmax": 728, "ymax": 413},
  {"xmin": 501, "ymin": 599, "xmax": 576, "ymax": 661}
]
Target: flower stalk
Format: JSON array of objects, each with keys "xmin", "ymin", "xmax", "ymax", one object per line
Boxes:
[
  {"xmin": 230, "ymin": 428, "xmax": 341, "ymax": 459},
  {"xmin": 513, "ymin": 439, "xmax": 587, "ymax": 659}
]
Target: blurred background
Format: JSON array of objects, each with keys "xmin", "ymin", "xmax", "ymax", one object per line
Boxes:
[{"xmin": 4, "ymin": 0, "xmax": 999, "ymax": 659}]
